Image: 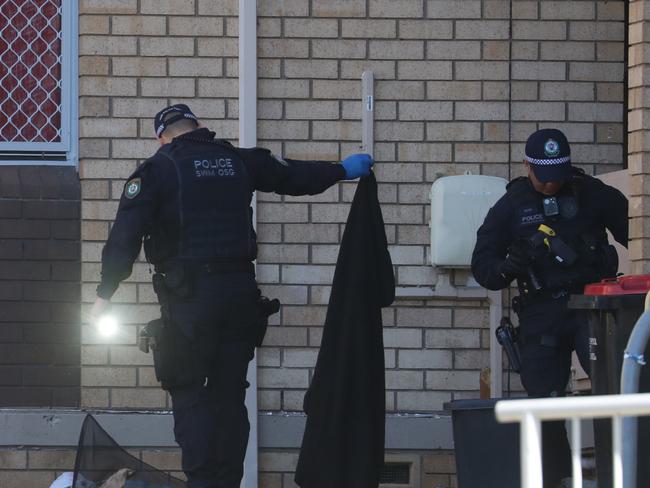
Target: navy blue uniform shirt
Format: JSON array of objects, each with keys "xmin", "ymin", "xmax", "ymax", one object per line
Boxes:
[
  {"xmin": 471, "ymin": 171, "xmax": 628, "ymax": 291},
  {"xmin": 98, "ymin": 128, "xmax": 346, "ymax": 299}
]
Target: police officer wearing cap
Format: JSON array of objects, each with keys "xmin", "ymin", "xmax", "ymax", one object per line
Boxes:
[
  {"xmin": 472, "ymin": 128, "xmax": 628, "ymax": 488},
  {"xmin": 90, "ymin": 104, "xmax": 374, "ymax": 488}
]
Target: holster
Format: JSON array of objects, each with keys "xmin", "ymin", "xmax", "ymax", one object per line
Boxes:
[
  {"xmin": 495, "ymin": 316, "xmax": 521, "ymax": 373},
  {"xmin": 255, "ymin": 292, "xmax": 280, "ymax": 347}
]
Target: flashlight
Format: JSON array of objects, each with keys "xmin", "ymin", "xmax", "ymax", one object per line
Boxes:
[{"xmin": 96, "ymin": 314, "xmax": 119, "ymax": 338}]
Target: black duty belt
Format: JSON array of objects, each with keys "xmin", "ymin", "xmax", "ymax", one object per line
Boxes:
[
  {"xmin": 519, "ymin": 334, "xmax": 561, "ymax": 348},
  {"xmin": 193, "ymin": 261, "xmax": 254, "ymax": 275},
  {"xmin": 519, "ymin": 286, "xmax": 583, "ymax": 306},
  {"xmin": 156, "ymin": 261, "xmax": 254, "ymax": 277}
]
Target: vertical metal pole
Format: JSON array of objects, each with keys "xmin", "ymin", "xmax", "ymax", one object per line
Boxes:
[
  {"xmin": 361, "ymin": 71, "xmax": 374, "ymax": 157},
  {"xmin": 521, "ymin": 413, "xmax": 543, "ymax": 488},
  {"xmin": 571, "ymin": 418, "xmax": 582, "ymax": 487},
  {"xmin": 239, "ymin": 1, "xmax": 257, "ymax": 487},
  {"xmin": 613, "ymin": 416, "xmax": 623, "ymax": 488},
  {"xmin": 60, "ymin": 0, "xmax": 74, "ymax": 156},
  {"xmin": 67, "ymin": 0, "xmax": 79, "ymax": 168}
]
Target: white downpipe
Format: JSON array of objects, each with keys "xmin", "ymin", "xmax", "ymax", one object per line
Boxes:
[{"xmin": 239, "ymin": 1, "xmax": 258, "ymax": 487}]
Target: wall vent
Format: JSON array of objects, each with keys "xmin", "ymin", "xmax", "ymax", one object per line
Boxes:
[{"xmin": 379, "ymin": 462, "xmax": 411, "ymax": 484}]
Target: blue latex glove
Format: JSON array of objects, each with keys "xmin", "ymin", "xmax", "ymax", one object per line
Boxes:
[{"xmin": 341, "ymin": 153, "xmax": 373, "ymax": 180}]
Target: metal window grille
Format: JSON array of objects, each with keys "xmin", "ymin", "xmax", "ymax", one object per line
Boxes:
[{"xmin": 0, "ymin": 0, "xmax": 73, "ymax": 154}]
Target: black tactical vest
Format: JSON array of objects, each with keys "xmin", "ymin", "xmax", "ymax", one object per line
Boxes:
[
  {"xmin": 157, "ymin": 139, "xmax": 256, "ymax": 263},
  {"xmin": 506, "ymin": 172, "xmax": 616, "ymax": 291}
]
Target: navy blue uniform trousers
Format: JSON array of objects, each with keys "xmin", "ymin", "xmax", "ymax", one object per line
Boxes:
[
  {"xmin": 518, "ymin": 294, "xmax": 590, "ymax": 488},
  {"xmin": 166, "ymin": 273, "xmax": 258, "ymax": 488}
]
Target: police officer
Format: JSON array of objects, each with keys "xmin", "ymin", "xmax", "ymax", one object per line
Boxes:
[
  {"xmin": 471, "ymin": 128, "xmax": 628, "ymax": 488},
  {"xmin": 90, "ymin": 104, "xmax": 373, "ymax": 488}
]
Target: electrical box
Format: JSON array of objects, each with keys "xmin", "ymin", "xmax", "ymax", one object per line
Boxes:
[{"xmin": 430, "ymin": 174, "xmax": 507, "ymax": 267}]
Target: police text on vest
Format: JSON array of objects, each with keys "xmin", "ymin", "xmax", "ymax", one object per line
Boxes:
[{"xmin": 194, "ymin": 158, "xmax": 236, "ymax": 178}]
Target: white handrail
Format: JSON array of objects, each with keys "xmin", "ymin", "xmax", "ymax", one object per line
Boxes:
[
  {"xmin": 497, "ymin": 393, "xmax": 650, "ymax": 421},
  {"xmin": 496, "ymin": 393, "xmax": 650, "ymax": 488},
  {"xmin": 571, "ymin": 417, "xmax": 582, "ymax": 486}
]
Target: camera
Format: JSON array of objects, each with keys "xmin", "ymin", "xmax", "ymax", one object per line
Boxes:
[{"xmin": 542, "ymin": 196, "xmax": 559, "ymax": 217}]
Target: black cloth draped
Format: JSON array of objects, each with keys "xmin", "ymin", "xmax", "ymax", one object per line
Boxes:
[{"xmin": 295, "ymin": 172, "xmax": 395, "ymax": 488}]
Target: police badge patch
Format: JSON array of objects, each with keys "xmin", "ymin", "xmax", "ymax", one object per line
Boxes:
[
  {"xmin": 544, "ymin": 139, "xmax": 560, "ymax": 158},
  {"xmin": 125, "ymin": 178, "xmax": 141, "ymax": 199}
]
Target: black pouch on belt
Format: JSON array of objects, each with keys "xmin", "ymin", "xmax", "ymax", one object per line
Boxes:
[
  {"xmin": 163, "ymin": 264, "xmax": 191, "ymax": 299},
  {"xmin": 149, "ymin": 318, "xmax": 201, "ymax": 390}
]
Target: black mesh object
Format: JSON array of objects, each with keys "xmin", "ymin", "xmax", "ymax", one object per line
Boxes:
[{"xmin": 73, "ymin": 414, "xmax": 186, "ymax": 488}]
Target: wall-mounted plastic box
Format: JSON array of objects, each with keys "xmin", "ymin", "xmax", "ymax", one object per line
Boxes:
[{"xmin": 430, "ymin": 174, "xmax": 507, "ymax": 267}]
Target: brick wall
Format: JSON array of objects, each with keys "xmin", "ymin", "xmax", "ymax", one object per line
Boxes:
[
  {"xmin": 0, "ymin": 447, "xmax": 455, "ymax": 488},
  {"xmin": 77, "ymin": 0, "xmax": 626, "ymax": 406},
  {"xmin": 254, "ymin": 0, "xmax": 626, "ymax": 414},
  {"xmin": 0, "ymin": 447, "xmax": 184, "ymax": 488},
  {"xmin": 258, "ymin": 450, "xmax": 455, "ymax": 488},
  {"xmin": 76, "ymin": 0, "xmax": 627, "ymax": 484},
  {"xmin": 629, "ymin": 0, "xmax": 650, "ymax": 272},
  {"xmin": 0, "ymin": 166, "xmax": 80, "ymax": 407},
  {"xmin": 78, "ymin": 0, "xmax": 239, "ymax": 409}
]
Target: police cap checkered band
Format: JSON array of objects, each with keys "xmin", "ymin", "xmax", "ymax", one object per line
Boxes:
[
  {"xmin": 524, "ymin": 155, "xmax": 571, "ymax": 166},
  {"xmin": 524, "ymin": 128, "xmax": 572, "ymax": 183},
  {"xmin": 154, "ymin": 104, "xmax": 198, "ymax": 137}
]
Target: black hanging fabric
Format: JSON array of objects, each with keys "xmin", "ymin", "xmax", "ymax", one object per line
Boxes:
[
  {"xmin": 295, "ymin": 173, "xmax": 395, "ymax": 488},
  {"xmin": 73, "ymin": 414, "xmax": 186, "ymax": 488}
]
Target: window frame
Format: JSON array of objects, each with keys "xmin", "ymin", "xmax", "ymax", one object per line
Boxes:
[{"xmin": 0, "ymin": 0, "xmax": 78, "ymax": 166}]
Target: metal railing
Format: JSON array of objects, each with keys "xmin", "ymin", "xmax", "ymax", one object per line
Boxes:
[{"xmin": 495, "ymin": 393, "xmax": 650, "ymax": 488}]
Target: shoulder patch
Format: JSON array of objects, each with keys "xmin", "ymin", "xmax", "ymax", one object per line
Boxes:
[{"xmin": 124, "ymin": 178, "xmax": 141, "ymax": 199}]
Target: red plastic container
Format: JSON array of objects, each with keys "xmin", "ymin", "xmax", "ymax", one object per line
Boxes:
[{"xmin": 583, "ymin": 275, "xmax": 650, "ymax": 296}]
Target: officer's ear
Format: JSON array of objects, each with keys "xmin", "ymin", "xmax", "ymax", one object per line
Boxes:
[
  {"xmin": 157, "ymin": 133, "xmax": 172, "ymax": 146},
  {"xmin": 523, "ymin": 159, "xmax": 531, "ymax": 175}
]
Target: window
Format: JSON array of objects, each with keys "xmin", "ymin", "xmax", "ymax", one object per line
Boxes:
[{"xmin": 0, "ymin": 0, "xmax": 77, "ymax": 165}]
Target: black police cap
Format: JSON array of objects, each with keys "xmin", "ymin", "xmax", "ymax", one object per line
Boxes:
[
  {"xmin": 154, "ymin": 104, "xmax": 198, "ymax": 138},
  {"xmin": 524, "ymin": 128, "xmax": 572, "ymax": 183}
]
